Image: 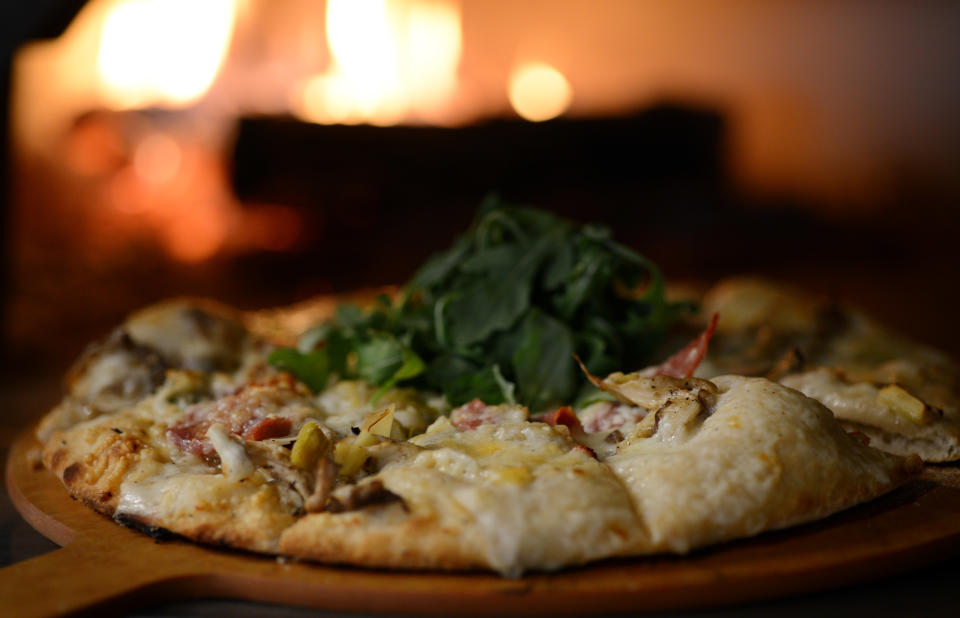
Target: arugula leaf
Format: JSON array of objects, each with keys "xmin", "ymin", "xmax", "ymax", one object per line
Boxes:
[
  {"xmin": 512, "ymin": 310, "xmax": 576, "ymax": 411},
  {"xmin": 444, "ymin": 364, "xmax": 516, "ymax": 407},
  {"xmin": 408, "ymin": 235, "xmax": 472, "ymax": 292},
  {"xmin": 424, "ymin": 353, "xmax": 479, "ymax": 387},
  {"xmin": 442, "ymin": 226, "xmax": 563, "ymax": 347},
  {"xmin": 555, "ymin": 237, "xmax": 615, "ymax": 320},
  {"xmin": 442, "ymin": 275, "xmax": 532, "ymax": 348},
  {"xmin": 267, "ymin": 347, "xmax": 331, "ymax": 392},
  {"xmin": 355, "ymin": 333, "xmax": 410, "ymax": 384},
  {"xmin": 372, "ymin": 344, "xmax": 426, "ymax": 403}
]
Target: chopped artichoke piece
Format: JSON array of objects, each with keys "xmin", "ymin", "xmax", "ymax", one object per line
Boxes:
[
  {"xmin": 290, "ymin": 421, "xmax": 330, "ymax": 470},
  {"xmin": 360, "ymin": 405, "xmax": 405, "ymax": 440},
  {"xmin": 878, "ymin": 384, "xmax": 933, "ymax": 424},
  {"xmin": 333, "ymin": 431, "xmax": 379, "ymax": 477}
]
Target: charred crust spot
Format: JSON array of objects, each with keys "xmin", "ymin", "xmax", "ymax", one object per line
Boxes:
[
  {"xmin": 99, "ymin": 491, "xmax": 113, "ymax": 502},
  {"xmin": 50, "ymin": 449, "xmax": 67, "ymax": 469},
  {"xmin": 111, "ymin": 427, "xmax": 123, "ymax": 434},
  {"xmin": 351, "ymin": 426, "xmax": 361, "ymax": 435},
  {"xmin": 62, "ymin": 462, "xmax": 83, "ymax": 485},
  {"xmin": 114, "ymin": 513, "xmax": 176, "ymax": 541}
]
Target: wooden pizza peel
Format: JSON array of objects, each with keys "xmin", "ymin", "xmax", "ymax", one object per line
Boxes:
[{"xmin": 4, "ymin": 426, "xmax": 960, "ymax": 617}]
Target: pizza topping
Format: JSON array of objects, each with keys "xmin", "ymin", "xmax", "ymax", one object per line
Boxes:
[
  {"xmin": 206, "ymin": 423, "xmax": 255, "ymax": 481},
  {"xmin": 572, "ymin": 443, "xmax": 598, "ymax": 459},
  {"xmin": 304, "ymin": 458, "xmax": 339, "ymax": 513},
  {"xmin": 878, "ymin": 384, "xmax": 936, "ymax": 425},
  {"xmin": 326, "ymin": 480, "xmax": 405, "ymax": 513},
  {"xmin": 364, "ymin": 440, "xmax": 423, "ymax": 469},
  {"xmin": 359, "ymin": 405, "xmax": 406, "ymax": 440},
  {"xmin": 63, "ymin": 329, "xmax": 168, "ymax": 419},
  {"xmin": 646, "ymin": 312, "xmax": 719, "ymax": 379},
  {"xmin": 125, "ymin": 303, "xmax": 250, "ymax": 373},
  {"xmin": 450, "ymin": 400, "xmax": 528, "ymax": 430},
  {"xmin": 626, "ymin": 381, "xmax": 719, "ymax": 445},
  {"xmin": 582, "ymin": 358, "xmax": 719, "ymax": 410},
  {"xmin": 155, "ymin": 370, "xmax": 212, "ymax": 405},
  {"xmin": 539, "ymin": 405, "xmax": 618, "ymax": 458},
  {"xmin": 243, "ymin": 416, "xmax": 293, "ymax": 441},
  {"xmin": 314, "ymin": 380, "xmax": 441, "ymax": 439},
  {"xmin": 578, "ymin": 401, "xmax": 648, "ymax": 434},
  {"xmin": 290, "ymin": 421, "xmax": 329, "ymax": 470},
  {"xmin": 540, "ymin": 406, "xmax": 584, "ymax": 435},
  {"xmin": 780, "ymin": 367, "xmax": 947, "ymax": 443},
  {"xmin": 167, "ymin": 378, "xmax": 310, "ymax": 459},
  {"xmin": 333, "ymin": 431, "xmax": 380, "ymax": 477},
  {"xmin": 450, "ymin": 399, "xmax": 494, "ymax": 430},
  {"xmin": 576, "ymin": 372, "xmax": 720, "ymax": 447}
]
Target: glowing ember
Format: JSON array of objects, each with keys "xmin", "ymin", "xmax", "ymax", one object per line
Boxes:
[
  {"xmin": 508, "ymin": 62, "xmax": 573, "ymax": 122},
  {"xmin": 295, "ymin": 0, "xmax": 461, "ymax": 125},
  {"xmin": 97, "ymin": 0, "xmax": 238, "ymax": 109}
]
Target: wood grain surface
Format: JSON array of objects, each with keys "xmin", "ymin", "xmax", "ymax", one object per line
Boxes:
[{"xmin": 4, "ymin": 427, "xmax": 960, "ymax": 617}]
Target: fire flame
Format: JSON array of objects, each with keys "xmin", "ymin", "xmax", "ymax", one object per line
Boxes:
[
  {"xmin": 97, "ymin": 0, "xmax": 238, "ymax": 109},
  {"xmin": 296, "ymin": 0, "xmax": 462, "ymax": 125}
]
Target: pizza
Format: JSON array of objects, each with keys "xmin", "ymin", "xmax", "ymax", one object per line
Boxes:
[{"xmin": 34, "ymin": 205, "xmax": 932, "ymax": 576}]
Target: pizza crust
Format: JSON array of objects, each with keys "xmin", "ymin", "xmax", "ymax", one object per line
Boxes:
[
  {"xmin": 607, "ymin": 375, "xmax": 918, "ymax": 553},
  {"xmin": 43, "ymin": 419, "xmax": 147, "ymax": 515}
]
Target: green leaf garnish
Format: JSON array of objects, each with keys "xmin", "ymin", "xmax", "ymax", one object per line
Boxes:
[
  {"xmin": 268, "ymin": 198, "xmax": 692, "ymax": 411},
  {"xmin": 267, "ymin": 348, "xmax": 331, "ymax": 392}
]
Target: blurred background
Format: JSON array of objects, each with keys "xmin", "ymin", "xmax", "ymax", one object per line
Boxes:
[{"xmin": 2, "ymin": 0, "xmax": 960, "ymax": 377}]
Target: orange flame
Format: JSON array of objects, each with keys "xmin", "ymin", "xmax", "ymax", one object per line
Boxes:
[
  {"xmin": 97, "ymin": 0, "xmax": 238, "ymax": 109},
  {"xmin": 295, "ymin": 0, "xmax": 462, "ymax": 125}
]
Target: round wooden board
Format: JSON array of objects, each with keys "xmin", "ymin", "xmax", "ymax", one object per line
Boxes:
[{"xmin": 5, "ymin": 429, "xmax": 960, "ymax": 617}]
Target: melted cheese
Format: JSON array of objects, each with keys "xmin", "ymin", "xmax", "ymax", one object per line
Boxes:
[
  {"xmin": 206, "ymin": 423, "xmax": 255, "ymax": 481},
  {"xmin": 377, "ymin": 416, "xmax": 641, "ymax": 575}
]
